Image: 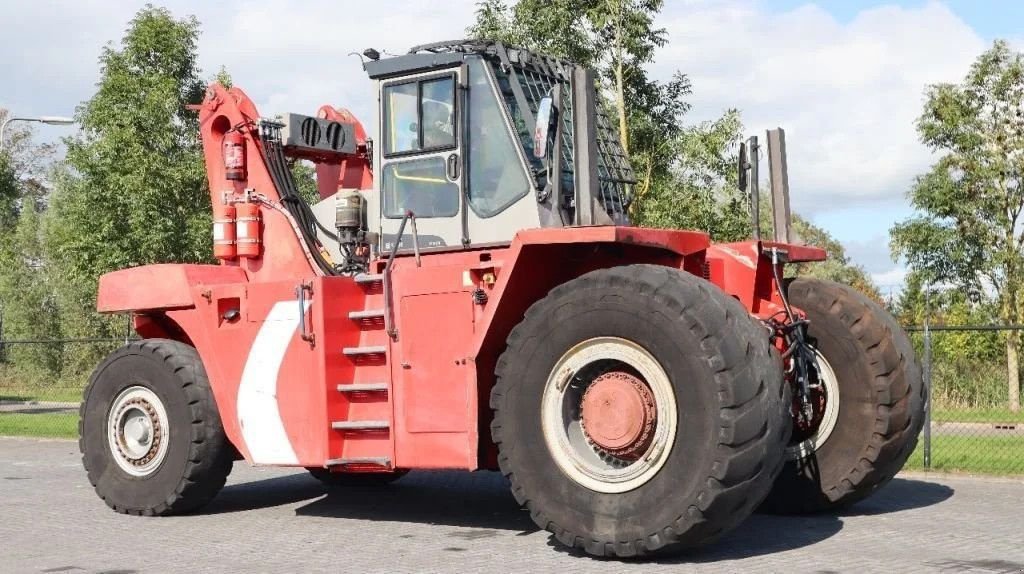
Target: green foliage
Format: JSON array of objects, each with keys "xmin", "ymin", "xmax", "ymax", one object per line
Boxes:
[
  {"xmin": 891, "ymin": 40, "xmax": 1024, "ymax": 317},
  {"xmin": 0, "ymin": 204, "xmax": 63, "ymax": 375},
  {"xmin": 44, "ymin": 5, "xmax": 210, "ymax": 346},
  {"xmin": 0, "ymin": 111, "xmax": 64, "ymax": 381},
  {"xmin": 890, "ymin": 40, "xmax": 1024, "ymax": 409},
  {"xmin": 0, "ymin": 153, "xmax": 17, "ymax": 231},
  {"xmin": 631, "ymin": 109, "xmax": 752, "ymax": 242},
  {"xmin": 469, "ymin": 0, "xmax": 751, "ymax": 242},
  {"xmin": 289, "ymin": 160, "xmax": 320, "ymax": 205}
]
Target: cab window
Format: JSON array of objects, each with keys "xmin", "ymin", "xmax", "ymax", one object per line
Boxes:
[
  {"xmin": 466, "ymin": 58, "xmax": 530, "ymax": 217},
  {"xmin": 383, "ymin": 75, "xmax": 457, "ymax": 156},
  {"xmin": 382, "ymin": 158, "xmax": 459, "ymax": 218}
]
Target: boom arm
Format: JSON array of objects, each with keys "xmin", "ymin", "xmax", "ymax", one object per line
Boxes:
[{"xmin": 197, "ymin": 84, "xmax": 336, "ymax": 281}]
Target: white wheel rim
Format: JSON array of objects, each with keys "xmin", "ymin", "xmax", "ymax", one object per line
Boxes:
[
  {"xmin": 786, "ymin": 350, "xmax": 840, "ymax": 460},
  {"xmin": 541, "ymin": 337, "xmax": 677, "ymax": 493},
  {"xmin": 107, "ymin": 386, "xmax": 170, "ymax": 477}
]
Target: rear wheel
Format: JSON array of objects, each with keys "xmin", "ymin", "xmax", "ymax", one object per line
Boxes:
[
  {"xmin": 491, "ymin": 265, "xmax": 789, "ymax": 557},
  {"xmin": 761, "ymin": 278, "xmax": 925, "ymax": 513},
  {"xmin": 80, "ymin": 339, "xmax": 234, "ymax": 516}
]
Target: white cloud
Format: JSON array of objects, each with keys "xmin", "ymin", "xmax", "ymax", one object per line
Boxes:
[
  {"xmin": 871, "ymin": 267, "xmax": 908, "ymax": 291},
  {"xmin": 0, "ymin": 0, "xmax": 997, "ymax": 289},
  {"xmin": 653, "ymin": 0, "xmax": 986, "ymax": 217},
  {"xmin": 0, "ymin": 0, "xmax": 477, "ymax": 137}
]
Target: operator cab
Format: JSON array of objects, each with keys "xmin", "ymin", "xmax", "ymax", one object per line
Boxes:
[{"xmin": 359, "ymin": 40, "xmax": 635, "ymax": 254}]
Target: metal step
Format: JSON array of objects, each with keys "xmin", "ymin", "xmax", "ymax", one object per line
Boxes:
[
  {"xmin": 325, "ymin": 456, "xmax": 391, "ymax": 467},
  {"xmin": 332, "ymin": 420, "xmax": 390, "ymax": 430},
  {"xmin": 348, "ymin": 309, "xmax": 385, "ymax": 320},
  {"xmin": 342, "ymin": 345, "xmax": 387, "ymax": 356},
  {"xmin": 337, "ymin": 383, "xmax": 389, "ymax": 393},
  {"xmin": 354, "ymin": 273, "xmax": 384, "ymax": 285}
]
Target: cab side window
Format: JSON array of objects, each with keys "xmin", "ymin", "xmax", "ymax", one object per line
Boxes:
[
  {"xmin": 466, "ymin": 58, "xmax": 530, "ymax": 217},
  {"xmin": 383, "ymin": 75, "xmax": 457, "ymax": 156},
  {"xmin": 382, "ymin": 158, "xmax": 459, "ymax": 218}
]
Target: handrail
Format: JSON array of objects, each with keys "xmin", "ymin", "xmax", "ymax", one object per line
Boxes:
[{"xmin": 383, "ymin": 210, "xmax": 417, "ymax": 340}]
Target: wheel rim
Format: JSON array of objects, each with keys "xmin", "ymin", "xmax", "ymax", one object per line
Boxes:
[
  {"xmin": 786, "ymin": 350, "xmax": 840, "ymax": 460},
  {"xmin": 107, "ymin": 386, "xmax": 170, "ymax": 477},
  {"xmin": 541, "ymin": 337, "xmax": 677, "ymax": 493}
]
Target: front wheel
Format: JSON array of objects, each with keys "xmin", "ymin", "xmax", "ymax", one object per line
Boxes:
[
  {"xmin": 80, "ymin": 339, "xmax": 234, "ymax": 516},
  {"xmin": 491, "ymin": 265, "xmax": 790, "ymax": 558},
  {"xmin": 761, "ymin": 278, "xmax": 925, "ymax": 513}
]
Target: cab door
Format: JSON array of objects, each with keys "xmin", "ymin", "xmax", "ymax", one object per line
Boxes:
[{"xmin": 378, "ymin": 67, "xmax": 464, "ymax": 251}]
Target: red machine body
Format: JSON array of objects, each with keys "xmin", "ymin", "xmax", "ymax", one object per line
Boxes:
[{"xmin": 95, "ymin": 84, "xmax": 825, "ymax": 471}]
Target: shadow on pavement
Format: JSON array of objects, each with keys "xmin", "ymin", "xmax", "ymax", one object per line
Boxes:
[
  {"xmin": 204, "ymin": 472, "xmax": 326, "ymax": 514},
  {"xmin": 204, "ymin": 471, "xmax": 954, "ymax": 558},
  {"xmin": 295, "ymin": 470, "xmax": 536, "ymax": 533},
  {"xmin": 837, "ymin": 477, "xmax": 954, "ymax": 516},
  {"xmin": 547, "ymin": 511, "xmax": 845, "ymax": 563}
]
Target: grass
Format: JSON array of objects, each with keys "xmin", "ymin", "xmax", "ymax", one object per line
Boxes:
[
  {"xmin": 904, "ymin": 435, "xmax": 1024, "ymax": 476},
  {"xmin": 0, "ymin": 412, "xmax": 78, "ymax": 439},
  {"xmin": 931, "ymin": 407, "xmax": 1024, "ymax": 424},
  {"xmin": 0, "ymin": 388, "xmax": 85, "ymax": 403}
]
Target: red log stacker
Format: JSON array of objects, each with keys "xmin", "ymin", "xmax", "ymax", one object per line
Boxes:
[{"xmin": 79, "ymin": 40, "xmax": 924, "ymax": 558}]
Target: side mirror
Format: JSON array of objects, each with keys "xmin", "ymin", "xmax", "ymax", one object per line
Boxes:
[
  {"xmin": 533, "ymin": 95, "xmax": 555, "ymax": 159},
  {"xmin": 737, "ymin": 142, "xmax": 749, "ymax": 192}
]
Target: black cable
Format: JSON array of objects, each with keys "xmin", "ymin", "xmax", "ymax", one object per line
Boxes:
[{"xmin": 256, "ymin": 122, "xmax": 339, "ymax": 276}]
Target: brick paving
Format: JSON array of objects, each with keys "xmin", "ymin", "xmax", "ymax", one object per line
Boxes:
[{"xmin": 2, "ymin": 437, "xmax": 1022, "ymax": 574}]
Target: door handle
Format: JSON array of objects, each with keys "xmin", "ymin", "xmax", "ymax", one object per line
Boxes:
[
  {"xmin": 296, "ymin": 281, "xmax": 315, "ymax": 347},
  {"xmin": 447, "ymin": 153, "xmax": 460, "ymax": 180}
]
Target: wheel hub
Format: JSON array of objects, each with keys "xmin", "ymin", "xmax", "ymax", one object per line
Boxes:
[
  {"xmin": 581, "ymin": 371, "xmax": 656, "ymax": 460},
  {"xmin": 542, "ymin": 337, "xmax": 678, "ymax": 493},
  {"xmin": 786, "ymin": 350, "xmax": 841, "ymax": 459},
  {"xmin": 107, "ymin": 386, "xmax": 169, "ymax": 476},
  {"xmin": 113, "ymin": 398, "xmax": 163, "ymax": 465}
]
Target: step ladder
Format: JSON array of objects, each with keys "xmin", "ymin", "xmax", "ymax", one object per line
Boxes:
[{"xmin": 325, "ymin": 272, "xmax": 396, "ymax": 471}]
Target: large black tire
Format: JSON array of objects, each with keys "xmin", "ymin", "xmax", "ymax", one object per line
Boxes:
[
  {"xmin": 490, "ymin": 264, "xmax": 790, "ymax": 558},
  {"xmin": 306, "ymin": 467, "xmax": 408, "ymax": 487},
  {"xmin": 761, "ymin": 278, "xmax": 925, "ymax": 514},
  {"xmin": 80, "ymin": 339, "xmax": 234, "ymax": 516}
]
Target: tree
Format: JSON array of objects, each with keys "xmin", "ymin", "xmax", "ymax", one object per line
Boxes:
[
  {"xmin": 44, "ymin": 5, "xmax": 209, "ymax": 350},
  {"xmin": 468, "ymin": 0, "xmax": 747, "ymax": 239},
  {"xmin": 890, "ymin": 40, "xmax": 1024, "ymax": 411},
  {"xmin": 0, "ymin": 113, "xmax": 62, "ymax": 378},
  {"xmin": 631, "ymin": 108, "xmax": 752, "ymax": 241}
]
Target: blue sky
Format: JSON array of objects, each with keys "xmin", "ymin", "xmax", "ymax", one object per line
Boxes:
[
  {"xmin": 770, "ymin": 0, "xmax": 1024, "ymax": 36},
  {"xmin": 753, "ymin": 1, "xmax": 1020, "ymax": 292},
  {"xmin": 0, "ymin": 0, "xmax": 1017, "ymax": 293}
]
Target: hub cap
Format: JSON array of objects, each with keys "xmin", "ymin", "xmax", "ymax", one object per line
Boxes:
[
  {"xmin": 580, "ymin": 371, "xmax": 656, "ymax": 459},
  {"xmin": 542, "ymin": 337, "xmax": 677, "ymax": 493},
  {"xmin": 107, "ymin": 386, "xmax": 169, "ymax": 477},
  {"xmin": 787, "ymin": 350, "xmax": 840, "ymax": 460}
]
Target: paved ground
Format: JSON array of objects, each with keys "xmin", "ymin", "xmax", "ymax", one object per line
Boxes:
[{"xmin": 3, "ymin": 437, "xmax": 1023, "ymax": 574}]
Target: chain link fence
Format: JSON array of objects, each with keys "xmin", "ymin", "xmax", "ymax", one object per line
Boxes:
[
  {"xmin": 1, "ymin": 314, "xmax": 1022, "ymax": 476},
  {"xmin": 905, "ymin": 323, "xmax": 1024, "ymax": 475}
]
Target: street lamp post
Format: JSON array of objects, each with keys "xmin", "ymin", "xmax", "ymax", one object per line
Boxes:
[{"xmin": 0, "ymin": 115, "xmax": 75, "ymax": 151}]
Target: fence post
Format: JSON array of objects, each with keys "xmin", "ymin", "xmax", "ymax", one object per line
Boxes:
[
  {"xmin": 922, "ymin": 309, "xmax": 932, "ymax": 470},
  {"xmin": 0, "ymin": 306, "xmax": 5, "ymax": 364}
]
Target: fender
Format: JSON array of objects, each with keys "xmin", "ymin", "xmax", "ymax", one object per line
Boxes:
[
  {"xmin": 97, "ymin": 264, "xmax": 249, "ymax": 313},
  {"xmin": 461, "ymin": 226, "xmax": 710, "ymax": 468},
  {"xmin": 705, "ymin": 240, "xmax": 827, "ymax": 318}
]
